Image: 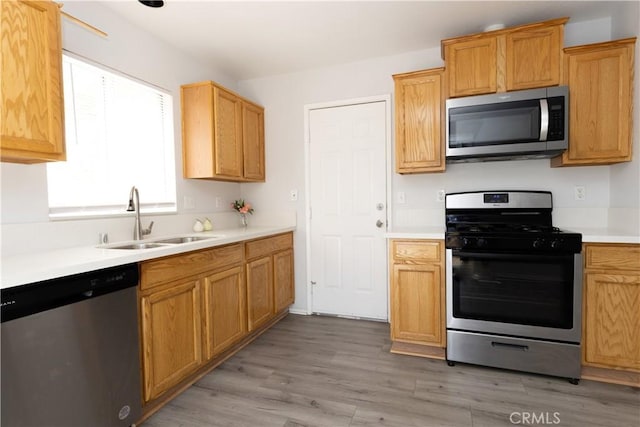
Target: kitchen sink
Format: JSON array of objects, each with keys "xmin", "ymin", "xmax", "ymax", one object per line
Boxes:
[
  {"xmin": 153, "ymin": 236, "xmax": 220, "ymax": 244},
  {"xmin": 100, "ymin": 235, "xmax": 223, "ymax": 250},
  {"xmin": 104, "ymin": 242, "xmax": 169, "ymax": 250}
]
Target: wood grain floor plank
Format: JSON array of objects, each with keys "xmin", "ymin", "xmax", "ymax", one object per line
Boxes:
[{"xmin": 144, "ymin": 314, "xmax": 639, "ymax": 427}]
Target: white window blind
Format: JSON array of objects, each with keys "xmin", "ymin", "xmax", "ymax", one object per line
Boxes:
[{"xmin": 47, "ymin": 54, "xmax": 176, "ymax": 218}]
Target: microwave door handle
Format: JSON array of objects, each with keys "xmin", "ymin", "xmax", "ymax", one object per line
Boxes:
[{"xmin": 539, "ymin": 99, "xmax": 549, "ymax": 141}]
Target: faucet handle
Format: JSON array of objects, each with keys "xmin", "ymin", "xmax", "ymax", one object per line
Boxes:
[{"xmin": 142, "ymin": 221, "xmax": 154, "ymax": 236}]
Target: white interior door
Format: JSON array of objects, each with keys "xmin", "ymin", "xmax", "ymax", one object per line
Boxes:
[{"xmin": 308, "ymin": 100, "xmax": 388, "ymax": 320}]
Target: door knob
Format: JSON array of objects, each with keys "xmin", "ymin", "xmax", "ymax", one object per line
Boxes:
[{"xmin": 376, "ymin": 220, "xmax": 384, "ymax": 228}]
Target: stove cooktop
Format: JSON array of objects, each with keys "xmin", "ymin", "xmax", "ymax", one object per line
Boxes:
[{"xmin": 445, "ymin": 190, "xmax": 582, "ymax": 253}]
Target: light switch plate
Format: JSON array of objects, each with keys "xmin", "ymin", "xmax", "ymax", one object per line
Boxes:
[{"xmin": 290, "ymin": 190, "xmax": 298, "ymax": 201}]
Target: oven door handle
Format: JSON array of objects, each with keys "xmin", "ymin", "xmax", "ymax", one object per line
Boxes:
[{"xmin": 491, "ymin": 341, "xmax": 529, "ymax": 351}]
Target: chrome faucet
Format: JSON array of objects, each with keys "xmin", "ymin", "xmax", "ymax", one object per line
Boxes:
[{"xmin": 126, "ymin": 186, "xmax": 154, "ymax": 240}]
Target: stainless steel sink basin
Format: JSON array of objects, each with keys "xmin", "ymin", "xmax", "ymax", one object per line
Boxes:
[
  {"xmin": 153, "ymin": 236, "xmax": 219, "ymax": 244},
  {"xmin": 100, "ymin": 235, "xmax": 223, "ymax": 250},
  {"xmin": 105, "ymin": 242, "xmax": 168, "ymax": 250}
]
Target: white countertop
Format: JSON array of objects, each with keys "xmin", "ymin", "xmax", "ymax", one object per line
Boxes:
[
  {"xmin": 1, "ymin": 226, "xmax": 295, "ymax": 289},
  {"xmin": 385, "ymin": 227, "xmax": 445, "ymax": 240},
  {"xmin": 570, "ymin": 227, "xmax": 640, "ymax": 244},
  {"xmin": 385, "ymin": 226, "xmax": 639, "ymax": 244}
]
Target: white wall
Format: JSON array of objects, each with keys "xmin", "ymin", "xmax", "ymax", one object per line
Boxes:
[
  {"xmin": 238, "ymin": 16, "xmax": 639, "ymax": 313},
  {"xmin": 608, "ymin": 2, "xmax": 640, "ymax": 233},
  {"xmin": 1, "ymin": 1, "xmax": 241, "ymax": 226}
]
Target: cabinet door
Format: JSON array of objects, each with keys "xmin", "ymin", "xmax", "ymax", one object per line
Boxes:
[
  {"xmin": 274, "ymin": 249, "xmax": 294, "ymax": 312},
  {"xmin": 246, "ymin": 256, "xmax": 274, "ymax": 331},
  {"xmin": 393, "ymin": 68, "xmax": 444, "ymax": 173},
  {"xmin": 506, "ymin": 24, "xmax": 562, "ymax": 90},
  {"xmin": 1, "ymin": 0, "xmax": 65, "ymax": 163},
  {"xmin": 445, "ymin": 37, "xmax": 497, "ymax": 97},
  {"xmin": 553, "ymin": 39, "xmax": 635, "ymax": 166},
  {"xmin": 584, "ymin": 272, "xmax": 640, "ymax": 371},
  {"xmin": 242, "ymin": 101, "xmax": 265, "ymax": 181},
  {"xmin": 140, "ymin": 279, "xmax": 202, "ymax": 402},
  {"xmin": 213, "ymin": 86, "xmax": 243, "ymax": 178},
  {"xmin": 203, "ymin": 266, "xmax": 246, "ymax": 359},
  {"xmin": 391, "ymin": 263, "xmax": 443, "ymax": 346}
]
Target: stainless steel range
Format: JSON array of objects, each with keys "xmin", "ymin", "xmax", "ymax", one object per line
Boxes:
[{"xmin": 445, "ymin": 190, "xmax": 582, "ymax": 383}]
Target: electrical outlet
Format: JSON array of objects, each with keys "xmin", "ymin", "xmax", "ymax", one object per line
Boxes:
[
  {"xmin": 397, "ymin": 192, "xmax": 406, "ymax": 204},
  {"xmin": 183, "ymin": 196, "xmax": 196, "ymax": 209},
  {"xmin": 437, "ymin": 189, "xmax": 445, "ymax": 202},
  {"xmin": 215, "ymin": 197, "xmax": 223, "ymax": 208},
  {"xmin": 574, "ymin": 186, "xmax": 586, "ymax": 201},
  {"xmin": 290, "ymin": 189, "xmax": 298, "ymax": 201}
]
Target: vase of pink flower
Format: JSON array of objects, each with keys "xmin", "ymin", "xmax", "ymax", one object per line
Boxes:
[{"xmin": 231, "ymin": 199, "xmax": 254, "ymax": 228}]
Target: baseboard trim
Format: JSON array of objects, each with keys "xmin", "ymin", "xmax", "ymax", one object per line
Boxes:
[
  {"xmin": 581, "ymin": 365, "xmax": 640, "ymax": 387},
  {"xmin": 390, "ymin": 341, "xmax": 446, "ymax": 360}
]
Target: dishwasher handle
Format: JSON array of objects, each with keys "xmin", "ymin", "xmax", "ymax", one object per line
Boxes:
[{"xmin": 1, "ymin": 263, "xmax": 139, "ymax": 323}]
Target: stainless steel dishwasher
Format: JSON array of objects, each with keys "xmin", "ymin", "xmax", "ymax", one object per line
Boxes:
[{"xmin": 1, "ymin": 263, "xmax": 142, "ymax": 427}]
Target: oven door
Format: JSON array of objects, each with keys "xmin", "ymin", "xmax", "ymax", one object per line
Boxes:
[{"xmin": 446, "ymin": 249, "xmax": 582, "ymax": 343}]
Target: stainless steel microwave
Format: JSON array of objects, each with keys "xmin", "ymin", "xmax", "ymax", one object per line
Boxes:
[{"xmin": 446, "ymin": 86, "xmax": 568, "ymax": 163}]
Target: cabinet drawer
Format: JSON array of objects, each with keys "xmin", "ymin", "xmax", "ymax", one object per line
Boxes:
[
  {"xmin": 246, "ymin": 233, "xmax": 293, "ymax": 260},
  {"xmin": 585, "ymin": 244, "xmax": 640, "ymax": 271},
  {"xmin": 391, "ymin": 240, "xmax": 442, "ymax": 264},
  {"xmin": 141, "ymin": 243, "xmax": 244, "ymax": 290}
]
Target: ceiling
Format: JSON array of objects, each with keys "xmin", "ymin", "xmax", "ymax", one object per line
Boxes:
[{"xmin": 99, "ymin": 1, "xmax": 629, "ymax": 81}]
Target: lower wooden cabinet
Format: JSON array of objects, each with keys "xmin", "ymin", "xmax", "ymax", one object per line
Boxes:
[
  {"xmin": 246, "ymin": 256, "xmax": 274, "ymax": 331},
  {"xmin": 140, "ymin": 278, "xmax": 202, "ymax": 402},
  {"xmin": 138, "ymin": 232, "xmax": 295, "ymax": 406},
  {"xmin": 584, "ymin": 272, "xmax": 640, "ymax": 370},
  {"xmin": 582, "ymin": 244, "xmax": 640, "ymax": 382},
  {"xmin": 274, "ymin": 248, "xmax": 295, "ymax": 312},
  {"xmin": 202, "ymin": 265, "xmax": 246, "ymax": 360},
  {"xmin": 246, "ymin": 233, "xmax": 295, "ymax": 331},
  {"xmin": 389, "ymin": 239, "xmax": 445, "ymax": 359},
  {"xmin": 582, "ymin": 243, "xmax": 640, "ymax": 387},
  {"xmin": 391, "ymin": 263, "xmax": 443, "ymax": 344}
]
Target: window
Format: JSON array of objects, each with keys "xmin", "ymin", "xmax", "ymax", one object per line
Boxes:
[{"xmin": 47, "ymin": 54, "xmax": 176, "ymax": 218}]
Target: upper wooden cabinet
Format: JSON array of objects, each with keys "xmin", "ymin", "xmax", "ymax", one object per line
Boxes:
[
  {"xmin": 442, "ymin": 17, "xmax": 567, "ymax": 97},
  {"xmin": 393, "ymin": 68, "xmax": 445, "ymax": 174},
  {"xmin": 1, "ymin": 0, "xmax": 65, "ymax": 163},
  {"xmin": 242, "ymin": 101, "xmax": 265, "ymax": 181},
  {"xmin": 181, "ymin": 81, "xmax": 265, "ymax": 182},
  {"xmin": 551, "ymin": 38, "xmax": 636, "ymax": 167}
]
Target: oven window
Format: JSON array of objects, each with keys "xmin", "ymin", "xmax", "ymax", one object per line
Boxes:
[{"xmin": 451, "ymin": 251, "xmax": 574, "ymax": 328}]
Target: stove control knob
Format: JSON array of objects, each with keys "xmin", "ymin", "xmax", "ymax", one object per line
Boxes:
[
  {"xmin": 462, "ymin": 237, "xmax": 472, "ymax": 248},
  {"xmin": 533, "ymin": 238, "xmax": 546, "ymax": 249},
  {"xmin": 551, "ymin": 239, "xmax": 563, "ymax": 250},
  {"xmin": 476, "ymin": 238, "xmax": 488, "ymax": 248}
]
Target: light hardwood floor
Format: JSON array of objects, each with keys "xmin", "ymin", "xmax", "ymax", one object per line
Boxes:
[{"xmin": 144, "ymin": 314, "xmax": 639, "ymax": 427}]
